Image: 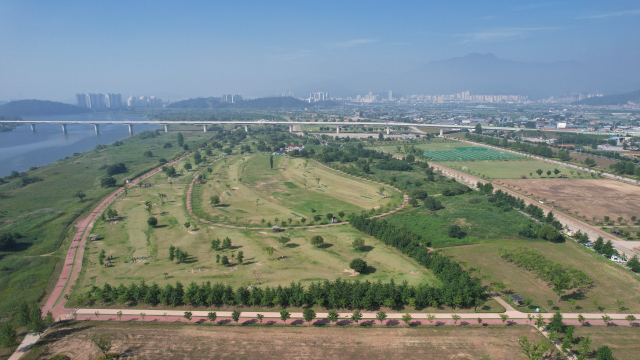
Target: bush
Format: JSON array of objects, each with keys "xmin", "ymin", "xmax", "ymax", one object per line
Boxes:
[
  {"xmin": 100, "ymin": 177, "xmax": 117, "ymax": 187},
  {"xmin": 143, "ymin": 151, "xmax": 153, "ymax": 157},
  {"xmin": 424, "ymin": 197, "xmax": 443, "ymax": 211},
  {"xmin": 352, "ymin": 237, "xmax": 365, "ymax": 251},
  {"xmin": 410, "ymin": 189, "xmax": 428, "ymax": 200},
  {"xmin": 163, "ymin": 142, "xmax": 172, "ymax": 149},
  {"xmin": 538, "ymin": 225, "xmax": 563, "ymax": 242},
  {"xmin": 447, "ymin": 225, "xmax": 466, "ymax": 239},
  {"xmin": 158, "ymin": 158, "xmax": 167, "ymax": 164},
  {"xmin": 350, "ymin": 258, "xmax": 367, "ymax": 273},
  {"xmin": 0, "ymin": 232, "xmax": 16, "ymax": 250},
  {"xmin": 147, "ymin": 217, "xmax": 158, "ymax": 227},
  {"xmin": 310, "ymin": 235, "xmax": 324, "ymax": 247},
  {"xmin": 105, "ymin": 163, "xmax": 127, "ymax": 176}
]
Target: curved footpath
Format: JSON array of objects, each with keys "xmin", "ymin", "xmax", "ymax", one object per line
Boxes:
[{"xmin": 9, "ymin": 153, "xmax": 640, "ymax": 360}]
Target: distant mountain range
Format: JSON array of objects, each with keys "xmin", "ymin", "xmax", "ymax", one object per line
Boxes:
[
  {"xmin": 289, "ymin": 53, "xmax": 640, "ymax": 100},
  {"xmin": 168, "ymin": 96, "xmax": 336, "ymax": 109},
  {"xmin": 572, "ymin": 89, "xmax": 640, "ymax": 106},
  {"xmin": 0, "ymin": 100, "xmax": 91, "ymax": 116}
]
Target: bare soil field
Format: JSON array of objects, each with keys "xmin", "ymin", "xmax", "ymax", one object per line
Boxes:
[
  {"xmin": 564, "ymin": 151, "xmax": 618, "ymax": 170},
  {"xmin": 497, "ymin": 179, "xmax": 640, "ymax": 224},
  {"xmin": 23, "ymin": 321, "xmax": 559, "ymax": 360}
]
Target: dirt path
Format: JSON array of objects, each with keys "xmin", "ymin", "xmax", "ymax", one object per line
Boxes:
[{"xmin": 185, "ymin": 157, "xmax": 409, "ymax": 230}]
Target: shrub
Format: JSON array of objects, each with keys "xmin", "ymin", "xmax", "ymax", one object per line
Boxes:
[
  {"xmin": 100, "ymin": 177, "xmax": 117, "ymax": 187},
  {"xmin": 147, "ymin": 217, "xmax": 158, "ymax": 227},
  {"xmin": 447, "ymin": 225, "xmax": 466, "ymax": 239},
  {"xmin": 105, "ymin": 163, "xmax": 127, "ymax": 176},
  {"xmin": 310, "ymin": 235, "xmax": 324, "ymax": 247},
  {"xmin": 424, "ymin": 197, "xmax": 443, "ymax": 211}
]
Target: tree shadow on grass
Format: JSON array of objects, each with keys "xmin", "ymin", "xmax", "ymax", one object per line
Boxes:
[
  {"xmin": 361, "ymin": 266, "xmax": 377, "ymax": 275},
  {"xmin": 318, "ymin": 243, "xmax": 333, "ymax": 249},
  {"xmin": 154, "ymin": 224, "xmax": 168, "ymax": 229},
  {"xmin": 286, "ymin": 243, "xmax": 299, "ymax": 248},
  {"xmin": 215, "ymin": 204, "xmax": 231, "ymax": 208},
  {"xmin": 179, "ymin": 256, "xmax": 198, "ymax": 264},
  {"xmin": 358, "ymin": 245, "xmax": 375, "ymax": 252}
]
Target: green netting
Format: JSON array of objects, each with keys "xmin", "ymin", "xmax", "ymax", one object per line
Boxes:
[{"xmin": 423, "ymin": 147, "xmax": 524, "ymax": 161}]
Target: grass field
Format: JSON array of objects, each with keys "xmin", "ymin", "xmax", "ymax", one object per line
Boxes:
[
  {"xmin": 386, "ymin": 193, "xmax": 532, "ymax": 248},
  {"xmin": 69, "ymin": 156, "xmax": 434, "ymax": 307},
  {"xmin": 443, "ymin": 239, "xmax": 640, "ymax": 314},
  {"xmin": 440, "ymin": 159, "xmax": 579, "ymax": 179},
  {"xmin": 367, "ymin": 138, "xmax": 475, "ymax": 154},
  {"xmin": 573, "ymin": 326, "xmax": 640, "ymax": 360},
  {"xmin": 21, "ymin": 321, "xmax": 558, "ymax": 360},
  {"xmin": 0, "ymin": 130, "xmax": 213, "ymax": 316},
  {"xmin": 196, "ymin": 154, "xmax": 395, "ymax": 226}
]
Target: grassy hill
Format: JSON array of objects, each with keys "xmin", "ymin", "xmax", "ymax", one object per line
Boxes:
[{"xmin": 0, "ymin": 100, "xmax": 91, "ymax": 116}]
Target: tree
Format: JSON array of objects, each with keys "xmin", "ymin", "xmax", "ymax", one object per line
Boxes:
[
  {"xmin": 28, "ymin": 306, "xmax": 45, "ymax": 336},
  {"xmin": 140, "ymin": 312, "xmax": 146, "ymax": 322},
  {"xmin": 349, "ymin": 258, "xmax": 367, "ymax": 273},
  {"xmin": 207, "ymin": 312, "xmax": 217, "ymax": 323},
  {"xmin": 169, "ymin": 245, "xmax": 175, "ymax": 261},
  {"xmin": 577, "ymin": 336, "xmax": 592, "ymax": 360},
  {"xmin": 596, "ymin": 345, "xmax": 615, "ymax": 360},
  {"xmin": 266, "ymin": 247, "xmax": 275, "ymax": 260},
  {"xmin": 257, "ymin": 314, "xmax": 264, "ymax": 323},
  {"xmin": 92, "ymin": 334, "xmax": 113, "ymax": 356},
  {"xmin": 310, "ymin": 235, "xmax": 324, "ymax": 247},
  {"xmin": 352, "ymin": 237, "xmax": 365, "ymax": 251},
  {"xmin": 231, "ymin": 310, "xmax": 241, "ymax": 323},
  {"xmin": 74, "ymin": 190, "xmax": 86, "ymax": 202},
  {"xmin": 277, "ymin": 236, "xmax": 290, "ymax": 248},
  {"xmin": 211, "ymin": 238, "xmax": 221, "ymax": 251},
  {"xmin": 625, "ymin": 315, "xmax": 636, "ymax": 324},
  {"xmin": 447, "ymin": 225, "xmax": 465, "ymax": 239},
  {"xmin": 547, "ymin": 170, "xmax": 552, "ymax": 176},
  {"xmin": 280, "ymin": 309, "xmax": 291, "ymax": 323},
  {"xmin": 0, "ymin": 233, "xmax": 16, "ymax": 251},
  {"xmin": 163, "ymin": 142, "xmax": 172, "ymax": 149},
  {"xmin": 177, "ymin": 132, "xmax": 184, "ymax": 147},
  {"xmin": 326, "ymin": 213, "xmax": 334, "ymax": 221},
  {"xmin": 236, "ymin": 251, "xmax": 244, "ymax": 264},
  {"xmin": 184, "ymin": 162, "xmax": 192, "ymax": 171},
  {"xmin": 427, "ymin": 314, "xmax": 436, "ymax": 325},
  {"xmin": 116, "ymin": 311, "xmax": 122, "ymax": 320},
  {"xmin": 143, "ymin": 150, "xmax": 153, "ymax": 157},
  {"xmin": 210, "ymin": 195, "xmax": 220, "ymax": 206},
  {"xmin": 500, "ymin": 314, "xmax": 509, "ymax": 323},
  {"xmin": 376, "ymin": 311, "xmax": 386, "ymax": 324},
  {"xmin": 578, "ymin": 314, "xmax": 585, "ymax": 325},
  {"xmin": 101, "ymin": 176, "xmax": 117, "ymax": 187},
  {"xmin": 351, "ymin": 310, "xmax": 363, "ymax": 324},
  {"xmin": 147, "ymin": 217, "xmax": 158, "ymax": 227},
  {"xmin": 221, "ymin": 255, "xmax": 229, "ymax": 266},
  {"xmin": 270, "ymin": 155, "xmax": 274, "ymax": 169},
  {"xmin": 327, "ymin": 310, "xmax": 339, "ymax": 324},
  {"xmin": 303, "ymin": 308, "xmax": 316, "ymax": 326},
  {"xmin": 16, "ymin": 301, "xmax": 30, "ymax": 327},
  {"xmin": 536, "ymin": 169, "xmax": 543, "ymax": 177},
  {"xmin": 518, "ymin": 335, "xmax": 550, "ymax": 360},
  {"xmin": 0, "ymin": 320, "xmax": 17, "ymax": 348},
  {"xmin": 402, "ymin": 313, "xmax": 412, "ymax": 325},
  {"xmin": 474, "ymin": 123, "xmax": 483, "ymax": 134},
  {"xmin": 145, "ymin": 200, "xmax": 153, "ymax": 214},
  {"xmin": 554, "ymin": 168, "xmax": 561, "ymax": 176},
  {"xmin": 451, "ymin": 314, "xmax": 461, "ymax": 326},
  {"xmin": 409, "ymin": 198, "xmax": 419, "ymax": 207}
]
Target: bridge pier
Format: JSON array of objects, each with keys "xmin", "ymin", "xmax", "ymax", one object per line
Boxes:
[
  {"xmin": 245, "ymin": 125, "xmax": 249, "ymax": 133},
  {"xmin": 289, "ymin": 125, "xmax": 293, "ymax": 133},
  {"xmin": 94, "ymin": 124, "xmax": 99, "ymax": 135},
  {"xmin": 203, "ymin": 125, "xmax": 207, "ymax": 132},
  {"xmin": 336, "ymin": 126, "xmax": 340, "ymax": 134},
  {"xmin": 164, "ymin": 124, "xmax": 169, "ymax": 132},
  {"xmin": 386, "ymin": 126, "xmax": 390, "ymax": 135},
  {"xmin": 31, "ymin": 124, "xmax": 36, "ymax": 132},
  {"xmin": 127, "ymin": 124, "xmax": 133, "ymax": 136},
  {"xmin": 439, "ymin": 129, "xmax": 443, "ymax": 137},
  {"xmin": 61, "ymin": 124, "xmax": 67, "ymax": 134}
]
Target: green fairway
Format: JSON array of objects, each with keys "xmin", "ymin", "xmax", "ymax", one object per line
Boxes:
[
  {"xmin": 195, "ymin": 154, "xmax": 396, "ymax": 226},
  {"xmin": 443, "ymin": 239, "xmax": 640, "ymax": 314},
  {"xmin": 440, "ymin": 159, "xmax": 576, "ymax": 179},
  {"xmin": 386, "ymin": 193, "xmax": 530, "ymax": 248}
]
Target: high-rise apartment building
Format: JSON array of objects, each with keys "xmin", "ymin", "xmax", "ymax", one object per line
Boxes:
[{"xmin": 76, "ymin": 93, "xmax": 123, "ymax": 109}]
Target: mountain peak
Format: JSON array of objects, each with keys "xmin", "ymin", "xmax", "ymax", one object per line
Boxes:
[{"xmin": 463, "ymin": 53, "xmax": 497, "ymax": 60}]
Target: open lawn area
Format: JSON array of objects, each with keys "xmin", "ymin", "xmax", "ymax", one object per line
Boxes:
[
  {"xmin": 69, "ymin": 158, "xmax": 435, "ymax": 308},
  {"xmin": 440, "ymin": 159, "xmax": 571, "ymax": 180},
  {"xmin": 195, "ymin": 154, "xmax": 395, "ymax": 226},
  {"xmin": 386, "ymin": 193, "xmax": 531, "ymax": 248},
  {"xmin": 573, "ymin": 326, "xmax": 640, "ymax": 360},
  {"xmin": 21, "ymin": 321, "xmax": 558, "ymax": 360},
  {"xmin": 367, "ymin": 138, "xmax": 475, "ymax": 154},
  {"xmin": 443, "ymin": 239, "xmax": 640, "ymax": 314}
]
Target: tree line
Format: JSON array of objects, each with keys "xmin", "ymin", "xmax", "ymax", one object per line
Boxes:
[{"xmin": 349, "ymin": 215, "xmax": 485, "ymax": 307}]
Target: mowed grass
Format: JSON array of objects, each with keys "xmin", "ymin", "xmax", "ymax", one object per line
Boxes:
[
  {"xmin": 367, "ymin": 138, "xmax": 475, "ymax": 154},
  {"xmin": 0, "ymin": 130, "xmax": 212, "ymax": 316},
  {"xmin": 440, "ymin": 159, "xmax": 571, "ymax": 179},
  {"xmin": 573, "ymin": 326, "xmax": 640, "ymax": 360},
  {"xmin": 69, "ymin": 164, "xmax": 432, "ymax": 307},
  {"xmin": 22, "ymin": 321, "xmax": 556, "ymax": 360},
  {"xmin": 386, "ymin": 193, "xmax": 530, "ymax": 248},
  {"xmin": 443, "ymin": 240, "xmax": 640, "ymax": 313},
  {"xmin": 197, "ymin": 154, "xmax": 392, "ymax": 225}
]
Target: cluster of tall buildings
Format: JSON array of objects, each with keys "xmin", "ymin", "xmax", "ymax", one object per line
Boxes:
[
  {"xmin": 308, "ymin": 92, "xmax": 329, "ymax": 103},
  {"xmin": 126, "ymin": 95, "xmax": 163, "ymax": 108},
  {"xmin": 221, "ymin": 94, "xmax": 243, "ymax": 103},
  {"xmin": 76, "ymin": 93, "xmax": 122, "ymax": 109},
  {"xmin": 400, "ymin": 91, "xmax": 528, "ymax": 104}
]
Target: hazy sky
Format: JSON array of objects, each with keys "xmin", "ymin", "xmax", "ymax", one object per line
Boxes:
[{"xmin": 1, "ymin": 0, "xmax": 639, "ymax": 101}]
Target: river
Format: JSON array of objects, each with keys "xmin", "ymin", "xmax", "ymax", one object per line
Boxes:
[{"xmin": 0, "ymin": 113, "xmax": 160, "ymax": 177}]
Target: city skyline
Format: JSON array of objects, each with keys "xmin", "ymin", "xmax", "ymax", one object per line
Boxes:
[{"xmin": 1, "ymin": 1, "xmax": 639, "ymax": 101}]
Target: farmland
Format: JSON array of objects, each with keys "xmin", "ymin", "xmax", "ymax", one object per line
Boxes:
[
  {"xmin": 440, "ymin": 159, "xmax": 575, "ymax": 180},
  {"xmin": 496, "ymin": 178, "xmax": 640, "ymax": 224}
]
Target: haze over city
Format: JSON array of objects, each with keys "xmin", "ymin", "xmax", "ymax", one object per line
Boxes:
[{"xmin": 1, "ymin": 0, "xmax": 640, "ymax": 101}]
